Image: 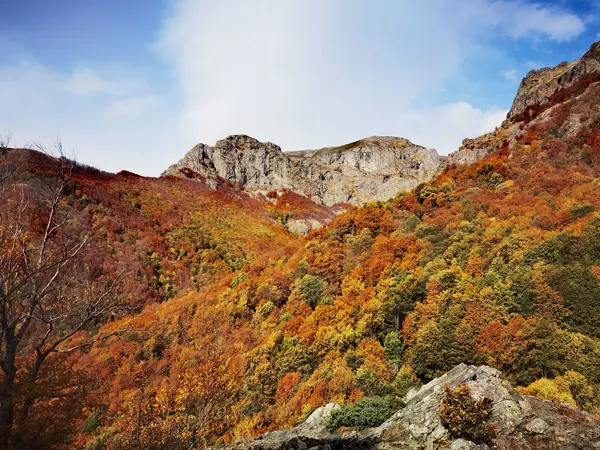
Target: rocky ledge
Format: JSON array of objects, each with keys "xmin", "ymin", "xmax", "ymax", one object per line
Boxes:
[{"xmin": 223, "ymin": 364, "xmax": 600, "ymax": 450}]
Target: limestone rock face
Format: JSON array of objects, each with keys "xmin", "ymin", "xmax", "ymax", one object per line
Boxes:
[
  {"xmin": 163, "ymin": 135, "xmax": 294, "ymax": 190},
  {"xmin": 223, "ymin": 364, "xmax": 600, "ymax": 450},
  {"xmin": 507, "ymin": 41, "xmax": 600, "ymax": 120},
  {"xmin": 163, "ymin": 135, "xmax": 443, "ymax": 206},
  {"xmin": 446, "ymin": 40, "xmax": 600, "ymax": 166}
]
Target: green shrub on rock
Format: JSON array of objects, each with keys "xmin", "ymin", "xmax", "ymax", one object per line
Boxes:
[{"xmin": 326, "ymin": 396, "xmax": 405, "ymax": 431}]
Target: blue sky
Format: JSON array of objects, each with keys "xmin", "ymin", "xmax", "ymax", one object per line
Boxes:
[{"xmin": 1, "ymin": 0, "xmax": 599, "ymax": 175}]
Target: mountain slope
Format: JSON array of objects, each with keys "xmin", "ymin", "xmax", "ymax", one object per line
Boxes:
[
  {"xmin": 75, "ymin": 41, "xmax": 600, "ymax": 448},
  {"xmin": 4, "ymin": 41, "xmax": 600, "ymax": 450}
]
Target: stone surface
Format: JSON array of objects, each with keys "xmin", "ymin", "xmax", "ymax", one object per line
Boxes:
[
  {"xmin": 304, "ymin": 403, "xmax": 340, "ymax": 427},
  {"xmin": 163, "ymin": 135, "xmax": 443, "ymax": 206},
  {"xmin": 523, "ymin": 418, "xmax": 550, "ymax": 434},
  {"xmin": 286, "ymin": 218, "xmax": 324, "ymax": 235},
  {"xmin": 223, "ymin": 364, "xmax": 600, "ymax": 450},
  {"xmin": 507, "ymin": 41, "xmax": 600, "ymax": 120}
]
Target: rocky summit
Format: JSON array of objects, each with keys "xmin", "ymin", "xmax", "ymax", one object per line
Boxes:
[
  {"xmin": 448, "ymin": 40, "xmax": 600, "ymax": 167},
  {"xmin": 163, "ymin": 135, "xmax": 443, "ymax": 206},
  {"xmin": 224, "ymin": 364, "xmax": 600, "ymax": 450},
  {"xmin": 507, "ymin": 41, "xmax": 600, "ymax": 121}
]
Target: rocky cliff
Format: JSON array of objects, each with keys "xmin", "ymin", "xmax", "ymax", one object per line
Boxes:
[
  {"xmin": 224, "ymin": 364, "xmax": 600, "ymax": 450},
  {"xmin": 163, "ymin": 135, "xmax": 443, "ymax": 206},
  {"xmin": 507, "ymin": 42, "xmax": 600, "ymax": 121},
  {"xmin": 447, "ymin": 40, "xmax": 600, "ymax": 166}
]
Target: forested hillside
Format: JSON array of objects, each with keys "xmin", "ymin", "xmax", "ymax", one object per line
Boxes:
[{"xmin": 3, "ymin": 50, "xmax": 600, "ymax": 450}]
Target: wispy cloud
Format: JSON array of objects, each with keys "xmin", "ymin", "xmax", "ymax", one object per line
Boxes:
[
  {"xmin": 462, "ymin": 0, "xmax": 586, "ymax": 42},
  {"xmin": 398, "ymin": 102, "xmax": 509, "ymax": 154},
  {"xmin": 156, "ymin": 0, "xmax": 585, "ymax": 157},
  {"xmin": 107, "ymin": 95, "xmax": 159, "ymax": 118},
  {"xmin": 66, "ymin": 67, "xmax": 146, "ymax": 96},
  {"xmin": 503, "ymin": 69, "xmax": 518, "ymax": 83}
]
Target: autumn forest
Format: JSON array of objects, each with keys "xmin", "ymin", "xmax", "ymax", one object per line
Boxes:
[{"xmin": 4, "ymin": 49, "xmax": 600, "ymax": 450}]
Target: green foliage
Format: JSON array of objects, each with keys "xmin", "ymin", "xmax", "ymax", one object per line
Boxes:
[
  {"xmin": 487, "ymin": 172, "xmax": 504, "ymax": 188},
  {"xmin": 571, "ymin": 204, "xmax": 596, "ymax": 219},
  {"xmin": 82, "ymin": 411, "xmax": 101, "ymax": 433},
  {"xmin": 439, "ymin": 384, "xmax": 494, "ymax": 443},
  {"xmin": 347, "ymin": 228, "xmax": 375, "ymax": 257},
  {"xmin": 326, "ymin": 396, "xmax": 405, "ymax": 431},
  {"xmin": 355, "ymin": 368, "xmax": 385, "ymax": 396},
  {"xmin": 383, "ymin": 332, "xmax": 404, "ymax": 366},
  {"xmin": 393, "ymin": 369, "xmax": 420, "ymax": 398},
  {"xmin": 298, "ymin": 274, "xmax": 324, "ymax": 308},
  {"xmin": 294, "ymin": 259, "xmax": 309, "ymax": 279},
  {"xmin": 259, "ymin": 301, "xmax": 275, "ymax": 315},
  {"xmin": 231, "ymin": 272, "xmax": 248, "ymax": 289},
  {"xmin": 345, "ymin": 350, "xmax": 365, "ymax": 372},
  {"xmin": 403, "ymin": 214, "xmax": 420, "ymax": 232}
]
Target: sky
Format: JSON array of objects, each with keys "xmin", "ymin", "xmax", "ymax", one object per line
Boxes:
[{"xmin": 1, "ymin": 0, "xmax": 599, "ymax": 175}]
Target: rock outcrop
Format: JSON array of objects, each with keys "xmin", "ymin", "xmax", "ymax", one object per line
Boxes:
[
  {"xmin": 447, "ymin": 40, "xmax": 600, "ymax": 166},
  {"xmin": 163, "ymin": 135, "xmax": 443, "ymax": 206},
  {"xmin": 224, "ymin": 364, "xmax": 600, "ymax": 450},
  {"xmin": 507, "ymin": 41, "xmax": 600, "ymax": 121}
]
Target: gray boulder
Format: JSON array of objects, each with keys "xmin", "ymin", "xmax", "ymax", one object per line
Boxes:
[{"xmin": 222, "ymin": 364, "xmax": 600, "ymax": 450}]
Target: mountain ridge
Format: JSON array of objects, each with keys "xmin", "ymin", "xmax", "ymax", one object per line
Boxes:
[
  {"xmin": 163, "ymin": 41, "xmax": 600, "ymax": 207},
  {"xmin": 163, "ymin": 134, "xmax": 443, "ymax": 206}
]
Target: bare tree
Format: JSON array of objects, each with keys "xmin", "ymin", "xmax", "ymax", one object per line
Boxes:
[{"xmin": 0, "ymin": 142, "xmax": 125, "ymax": 447}]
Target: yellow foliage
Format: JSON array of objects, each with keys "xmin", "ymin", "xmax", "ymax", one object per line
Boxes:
[{"xmin": 518, "ymin": 378, "xmax": 576, "ymax": 406}]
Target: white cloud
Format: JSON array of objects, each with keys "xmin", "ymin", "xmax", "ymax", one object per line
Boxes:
[
  {"xmin": 398, "ymin": 102, "xmax": 508, "ymax": 155},
  {"xmin": 66, "ymin": 67, "xmax": 145, "ymax": 96},
  {"xmin": 0, "ymin": 61, "xmax": 179, "ymax": 175},
  {"xmin": 107, "ymin": 95, "xmax": 159, "ymax": 118},
  {"xmin": 461, "ymin": 0, "xmax": 585, "ymax": 42},
  {"xmin": 0, "ymin": 0, "xmax": 586, "ymax": 175},
  {"xmin": 503, "ymin": 68, "xmax": 518, "ymax": 83},
  {"xmin": 156, "ymin": 0, "xmax": 584, "ymax": 158}
]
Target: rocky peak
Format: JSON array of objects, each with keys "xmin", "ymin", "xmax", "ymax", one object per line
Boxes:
[
  {"xmin": 215, "ymin": 134, "xmax": 282, "ymax": 153},
  {"xmin": 507, "ymin": 40, "xmax": 600, "ymax": 121},
  {"xmin": 163, "ymin": 135, "xmax": 443, "ymax": 206},
  {"xmin": 447, "ymin": 40, "xmax": 600, "ymax": 166}
]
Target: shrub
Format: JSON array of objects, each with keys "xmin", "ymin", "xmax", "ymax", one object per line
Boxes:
[
  {"xmin": 519, "ymin": 371, "xmax": 593, "ymax": 410},
  {"xmin": 326, "ymin": 396, "xmax": 405, "ymax": 431},
  {"xmin": 571, "ymin": 204, "xmax": 596, "ymax": 219},
  {"xmin": 383, "ymin": 332, "xmax": 404, "ymax": 367},
  {"xmin": 439, "ymin": 384, "xmax": 494, "ymax": 443},
  {"xmin": 259, "ymin": 301, "xmax": 275, "ymax": 315},
  {"xmin": 82, "ymin": 410, "xmax": 101, "ymax": 433},
  {"xmin": 355, "ymin": 367, "xmax": 385, "ymax": 396},
  {"xmin": 231, "ymin": 272, "xmax": 247, "ymax": 289},
  {"xmin": 298, "ymin": 274, "xmax": 324, "ymax": 308},
  {"xmin": 403, "ymin": 214, "xmax": 420, "ymax": 232}
]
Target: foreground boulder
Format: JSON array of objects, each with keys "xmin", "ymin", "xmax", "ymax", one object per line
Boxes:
[{"xmin": 223, "ymin": 364, "xmax": 600, "ymax": 450}]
